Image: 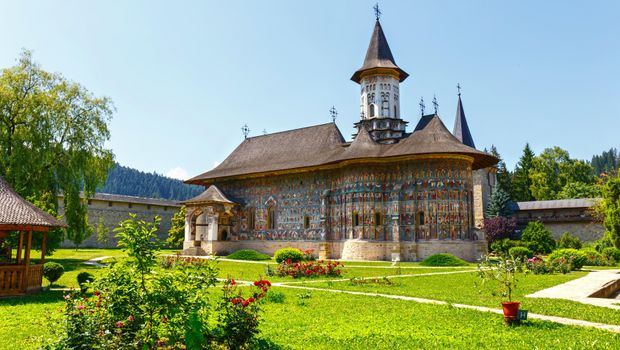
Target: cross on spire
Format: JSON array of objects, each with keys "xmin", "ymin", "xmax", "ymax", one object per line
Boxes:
[
  {"xmin": 419, "ymin": 97, "xmax": 425, "ymax": 116},
  {"xmin": 373, "ymin": 3, "xmax": 381, "ymax": 21},
  {"xmin": 241, "ymin": 124, "xmax": 250, "ymax": 139},
  {"xmin": 432, "ymin": 94, "xmax": 439, "ymax": 114},
  {"xmin": 457, "ymin": 83, "xmax": 462, "ymax": 96},
  {"xmin": 329, "ymin": 106, "xmax": 338, "ymax": 123}
]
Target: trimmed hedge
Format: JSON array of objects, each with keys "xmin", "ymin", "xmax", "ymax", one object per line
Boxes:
[
  {"xmin": 548, "ymin": 249, "xmax": 587, "ymax": 270},
  {"xmin": 508, "ymin": 246, "xmax": 533, "ymax": 260},
  {"xmin": 581, "ymin": 247, "xmax": 615, "ymax": 266},
  {"xmin": 274, "ymin": 248, "xmax": 304, "ymax": 263},
  {"xmin": 43, "ymin": 262, "xmax": 64, "ymax": 285},
  {"xmin": 420, "ymin": 253, "xmax": 469, "ymax": 267},
  {"xmin": 226, "ymin": 249, "xmax": 271, "ymax": 261}
]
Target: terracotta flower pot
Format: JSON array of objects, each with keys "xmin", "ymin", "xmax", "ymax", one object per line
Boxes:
[{"xmin": 501, "ymin": 301, "xmax": 520, "ymax": 322}]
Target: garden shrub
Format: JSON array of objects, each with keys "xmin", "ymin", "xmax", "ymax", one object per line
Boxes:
[
  {"xmin": 602, "ymin": 247, "xmax": 620, "ymax": 262},
  {"xmin": 520, "ymin": 221, "xmax": 556, "ymax": 254},
  {"xmin": 526, "ymin": 256, "xmax": 572, "ymax": 274},
  {"xmin": 548, "ymin": 249, "xmax": 587, "ymax": 269},
  {"xmin": 580, "ymin": 247, "xmax": 615, "ymax": 266},
  {"xmin": 264, "ymin": 290, "xmax": 286, "ymax": 304},
  {"xmin": 274, "ymin": 247, "xmax": 304, "ymax": 263},
  {"xmin": 46, "ymin": 214, "xmax": 271, "ymax": 350},
  {"xmin": 483, "ymin": 216, "xmax": 517, "ymax": 245},
  {"xmin": 227, "ymin": 249, "xmax": 271, "ymax": 261},
  {"xmin": 276, "ymin": 260, "xmax": 343, "ymax": 278},
  {"xmin": 490, "ymin": 239, "xmax": 523, "ymax": 255},
  {"xmin": 43, "ymin": 261, "xmax": 64, "ymax": 286},
  {"xmin": 420, "ymin": 253, "xmax": 468, "ymax": 266},
  {"xmin": 508, "ymin": 246, "xmax": 533, "ymax": 260},
  {"xmin": 558, "ymin": 232, "xmax": 582, "ymax": 249},
  {"xmin": 77, "ymin": 272, "xmax": 95, "ymax": 293}
]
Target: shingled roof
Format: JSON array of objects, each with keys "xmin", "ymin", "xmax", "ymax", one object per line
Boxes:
[
  {"xmin": 453, "ymin": 95, "xmax": 476, "ymax": 148},
  {"xmin": 351, "ymin": 20, "xmax": 409, "ymax": 83},
  {"xmin": 183, "ymin": 185, "xmax": 238, "ymax": 205},
  {"xmin": 187, "ymin": 115, "xmax": 497, "ymax": 184},
  {"xmin": 0, "ymin": 177, "xmax": 67, "ymax": 231}
]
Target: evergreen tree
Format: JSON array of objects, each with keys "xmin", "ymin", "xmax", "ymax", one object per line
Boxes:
[
  {"xmin": 591, "ymin": 148, "xmax": 619, "ymax": 176},
  {"xmin": 511, "ymin": 143, "xmax": 535, "ymax": 201},
  {"xmin": 486, "ymin": 184, "xmax": 513, "ymax": 218},
  {"xmin": 489, "ymin": 145, "xmax": 513, "ymax": 197},
  {"xmin": 167, "ymin": 206, "xmax": 187, "ymax": 248}
]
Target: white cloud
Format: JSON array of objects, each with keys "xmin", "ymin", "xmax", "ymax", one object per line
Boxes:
[{"xmin": 166, "ymin": 166, "xmax": 189, "ymax": 180}]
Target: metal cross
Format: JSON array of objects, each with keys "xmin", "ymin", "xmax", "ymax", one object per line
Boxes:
[
  {"xmin": 329, "ymin": 106, "xmax": 338, "ymax": 123},
  {"xmin": 263, "ymin": 129, "xmax": 268, "ymax": 135},
  {"xmin": 457, "ymin": 83, "xmax": 461, "ymax": 96},
  {"xmin": 241, "ymin": 124, "xmax": 250, "ymax": 139},
  {"xmin": 419, "ymin": 97, "xmax": 425, "ymax": 116},
  {"xmin": 374, "ymin": 3, "xmax": 381, "ymax": 21},
  {"xmin": 432, "ymin": 94, "xmax": 439, "ymax": 114}
]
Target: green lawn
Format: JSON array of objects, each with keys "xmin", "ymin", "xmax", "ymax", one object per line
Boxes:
[{"xmin": 1, "ymin": 249, "xmax": 619, "ymax": 350}]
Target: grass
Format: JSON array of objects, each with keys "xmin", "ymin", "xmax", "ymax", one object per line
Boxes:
[
  {"xmin": 304, "ymin": 270, "xmax": 620, "ymax": 326},
  {"xmin": 258, "ymin": 288, "xmax": 620, "ymax": 349},
  {"xmin": 1, "ymin": 249, "xmax": 619, "ymax": 350}
]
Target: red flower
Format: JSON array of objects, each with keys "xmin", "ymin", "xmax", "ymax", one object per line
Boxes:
[
  {"xmin": 247, "ymin": 297, "xmax": 255, "ymax": 303},
  {"xmin": 116, "ymin": 321, "xmax": 124, "ymax": 328},
  {"xmin": 127, "ymin": 315, "xmax": 135, "ymax": 322},
  {"xmin": 242, "ymin": 300, "xmax": 250, "ymax": 307}
]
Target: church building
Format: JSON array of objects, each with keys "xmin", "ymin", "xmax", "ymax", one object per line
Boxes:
[{"xmin": 183, "ymin": 16, "xmax": 498, "ymax": 261}]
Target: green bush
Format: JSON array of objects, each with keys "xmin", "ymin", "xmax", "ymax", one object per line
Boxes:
[
  {"xmin": 521, "ymin": 221, "xmax": 556, "ymax": 254},
  {"xmin": 548, "ymin": 249, "xmax": 588, "ymax": 270},
  {"xmin": 602, "ymin": 247, "xmax": 620, "ymax": 262},
  {"xmin": 265, "ymin": 290, "xmax": 286, "ymax": 303},
  {"xmin": 490, "ymin": 239, "xmax": 523, "ymax": 255},
  {"xmin": 580, "ymin": 247, "xmax": 615, "ymax": 266},
  {"xmin": 274, "ymin": 247, "xmax": 304, "ymax": 263},
  {"xmin": 77, "ymin": 272, "xmax": 95, "ymax": 293},
  {"xmin": 558, "ymin": 232, "xmax": 582, "ymax": 249},
  {"xmin": 420, "ymin": 253, "xmax": 469, "ymax": 266},
  {"xmin": 43, "ymin": 262, "xmax": 64, "ymax": 286},
  {"xmin": 508, "ymin": 246, "xmax": 533, "ymax": 260},
  {"xmin": 227, "ymin": 249, "xmax": 271, "ymax": 261}
]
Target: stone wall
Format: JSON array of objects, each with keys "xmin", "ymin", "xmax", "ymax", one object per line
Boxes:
[
  {"xmin": 541, "ymin": 222, "xmax": 604, "ymax": 242},
  {"xmin": 472, "ymin": 168, "xmax": 495, "ymax": 229},
  {"xmin": 58, "ymin": 197, "xmax": 181, "ymax": 248}
]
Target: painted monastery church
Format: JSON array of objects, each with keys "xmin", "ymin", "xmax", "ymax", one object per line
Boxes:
[{"xmin": 182, "ymin": 17, "xmax": 498, "ymax": 262}]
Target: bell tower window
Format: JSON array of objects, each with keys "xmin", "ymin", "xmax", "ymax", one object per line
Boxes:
[{"xmin": 267, "ymin": 205, "xmax": 276, "ymax": 230}]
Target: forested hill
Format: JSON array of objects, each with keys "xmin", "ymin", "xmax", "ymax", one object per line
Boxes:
[{"xmin": 98, "ymin": 164, "xmax": 203, "ymax": 201}]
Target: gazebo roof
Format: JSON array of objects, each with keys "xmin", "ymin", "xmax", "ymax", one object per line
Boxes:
[
  {"xmin": 182, "ymin": 185, "xmax": 238, "ymax": 205},
  {"xmin": 0, "ymin": 177, "xmax": 67, "ymax": 231}
]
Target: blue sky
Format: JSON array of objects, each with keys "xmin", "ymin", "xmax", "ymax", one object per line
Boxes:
[{"xmin": 1, "ymin": 1, "xmax": 618, "ymax": 180}]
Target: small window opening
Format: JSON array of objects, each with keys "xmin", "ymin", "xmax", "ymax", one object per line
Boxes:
[{"xmin": 304, "ymin": 215, "xmax": 310, "ymax": 229}]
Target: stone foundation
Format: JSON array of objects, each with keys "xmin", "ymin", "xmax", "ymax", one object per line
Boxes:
[{"xmin": 188, "ymin": 239, "xmax": 488, "ymax": 262}]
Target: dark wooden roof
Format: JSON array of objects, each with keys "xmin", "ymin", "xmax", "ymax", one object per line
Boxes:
[
  {"xmin": 512, "ymin": 198, "xmax": 600, "ymax": 211},
  {"xmin": 0, "ymin": 177, "xmax": 67, "ymax": 230},
  {"xmin": 183, "ymin": 185, "xmax": 238, "ymax": 205},
  {"xmin": 187, "ymin": 115, "xmax": 498, "ymax": 184},
  {"xmin": 58, "ymin": 192, "xmax": 181, "ymax": 207},
  {"xmin": 452, "ymin": 95, "xmax": 475, "ymax": 148},
  {"xmin": 351, "ymin": 20, "xmax": 409, "ymax": 83}
]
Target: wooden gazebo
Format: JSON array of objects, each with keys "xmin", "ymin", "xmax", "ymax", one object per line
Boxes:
[{"xmin": 0, "ymin": 177, "xmax": 67, "ymax": 296}]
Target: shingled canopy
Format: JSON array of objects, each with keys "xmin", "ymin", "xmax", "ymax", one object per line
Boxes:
[
  {"xmin": 0, "ymin": 177, "xmax": 67, "ymax": 296},
  {"xmin": 187, "ymin": 115, "xmax": 497, "ymax": 185}
]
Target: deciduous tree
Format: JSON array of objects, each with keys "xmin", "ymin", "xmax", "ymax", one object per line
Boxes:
[{"xmin": 529, "ymin": 147, "xmax": 595, "ymax": 200}]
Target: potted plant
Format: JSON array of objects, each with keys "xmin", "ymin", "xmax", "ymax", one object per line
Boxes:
[{"xmin": 477, "ymin": 254, "xmax": 524, "ymax": 324}]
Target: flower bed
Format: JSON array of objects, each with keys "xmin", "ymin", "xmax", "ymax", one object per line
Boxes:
[
  {"xmin": 526, "ymin": 256, "xmax": 572, "ymax": 274},
  {"xmin": 275, "ymin": 259, "xmax": 343, "ymax": 278}
]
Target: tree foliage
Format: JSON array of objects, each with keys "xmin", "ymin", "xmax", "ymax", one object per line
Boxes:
[
  {"xmin": 95, "ymin": 216, "xmax": 110, "ymax": 248},
  {"xmin": 167, "ymin": 206, "xmax": 186, "ymax": 248},
  {"xmin": 600, "ymin": 172, "xmax": 620, "ymax": 249},
  {"xmin": 511, "ymin": 143, "xmax": 535, "ymax": 202},
  {"xmin": 483, "ymin": 216, "xmax": 517, "ymax": 244},
  {"xmin": 520, "ymin": 221, "xmax": 556, "ymax": 254},
  {"xmin": 529, "ymin": 147, "xmax": 596, "ymax": 200},
  {"xmin": 489, "ymin": 145, "xmax": 512, "ymax": 196},
  {"xmin": 99, "ymin": 163, "xmax": 202, "ymax": 201},
  {"xmin": 0, "ymin": 50, "xmax": 114, "ymax": 249},
  {"xmin": 591, "ymin": 148, "xmax": 619, "ymax": 177},
  {"xmin": 557, "ymin": 181, "xmax": 601, "ymax": 199},
  {"xmin": 486, "ymin": 185, "xmax": 513, "ymax": 218}
]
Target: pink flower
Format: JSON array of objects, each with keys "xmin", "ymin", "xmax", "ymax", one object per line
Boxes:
[
  {"xmin": 64, "ymin": 294, "xmax": 71, "ymax": 300},
  {"xmin": 116, "ymin": 321, "xmax": 124, "ymax": 328},
  {"xmin": 77, "ymin": 304, "xmax": 85, "ymax": 310},
  {"xmin": 127, "ymin": 315, "xmax": 135, "ymax": 322}
]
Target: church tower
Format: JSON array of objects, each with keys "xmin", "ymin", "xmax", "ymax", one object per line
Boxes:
[{"xmin": 351, "ymin": 15, "xmax": 409, "ymax": 144}]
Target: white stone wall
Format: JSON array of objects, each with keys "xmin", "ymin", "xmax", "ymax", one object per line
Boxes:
[
  {"xmin": 360, "ymin": 75, "xmax": 400, "ymax": 119},
  {"xmin": 473, "ymin": 168, "xmax": 496, "ymax": 228}
]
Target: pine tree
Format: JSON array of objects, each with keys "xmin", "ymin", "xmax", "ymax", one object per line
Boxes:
[
  {"xmin": 486, "ymin": 184, "xmax": 513, "ymax": 218},
  {"xmin": 511, "ymin": 143, "xmax": 535, "ymax": 201},
  {"xmin": 489, "ymin": 145, "xmax": 513, "ymax": 197}
]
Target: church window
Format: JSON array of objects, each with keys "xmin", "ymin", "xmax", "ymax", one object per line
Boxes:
[
  {"xmin": 353, "ymin": 211, "xmax": 360, "ymax": 227},
  {"xmin": 394, "ymin": 105, "xmax": 398, "ymax": 118},
  {"xmin": 128, "ymin": 203, "xmax": 133, "ymax": 209},
  {"xmin": 369, "ymin": 104, "xmax": 376, "ymax": 118},
  {"xmin": 303, "ymin": 215, "xmax": 310, "ymax": 229},
  {"xmin": 374, "ymin": 212, "xmax": 383, "ymax": 226},
  {"xmin": 267, "ymin": 205, "xmax": 276, "ymax": 230},
  {"xmin": 108, "ymin": 202, "xmax": 113, "ymax": 207},
  {"xmin": 248, "ymin": 207, "xmax": 255, "ymax": 230}
]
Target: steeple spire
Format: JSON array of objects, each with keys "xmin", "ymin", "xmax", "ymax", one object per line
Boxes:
[
  {"xmin": 452, "ymin": 86, "xmax": 476, "ymax": 148},
  {"xmin": 350, "ymin": 18, "xmax": 408, "ymax": 83}
]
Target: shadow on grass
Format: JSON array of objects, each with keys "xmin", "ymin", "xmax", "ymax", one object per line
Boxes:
[
  {"xmin": 0, "ymin": 289, "xmax": 66, "ymax": 306},
  {"xmin": 253, "ymin": 337, "xmax": 291, "ymax": 350}
]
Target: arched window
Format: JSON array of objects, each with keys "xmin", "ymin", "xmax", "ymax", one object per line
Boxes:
[
  {"xmin": 353, "ymin": 211, "xmax": 360, "ymax": 227},
  {"xmin": 369, "ymin": 104, "xmax": 376, "ymax": 118},
  {"xmin": 303, "ymin": 215, "xmax": 310, "ymax": 229},
  {"xmin": 247, "ymin": 207, "xmax": 255, "ymax": 231},
  {"xmin": 374, "ymin": 212, "xmax": 383, "ymax": 226},
  {"xmin": 415, "ymin": 211, "xmax": 425, "ymax": 240},
  {"xmin": 267, "ymin": 205, "xmax": 276, "ymax": 230}
]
